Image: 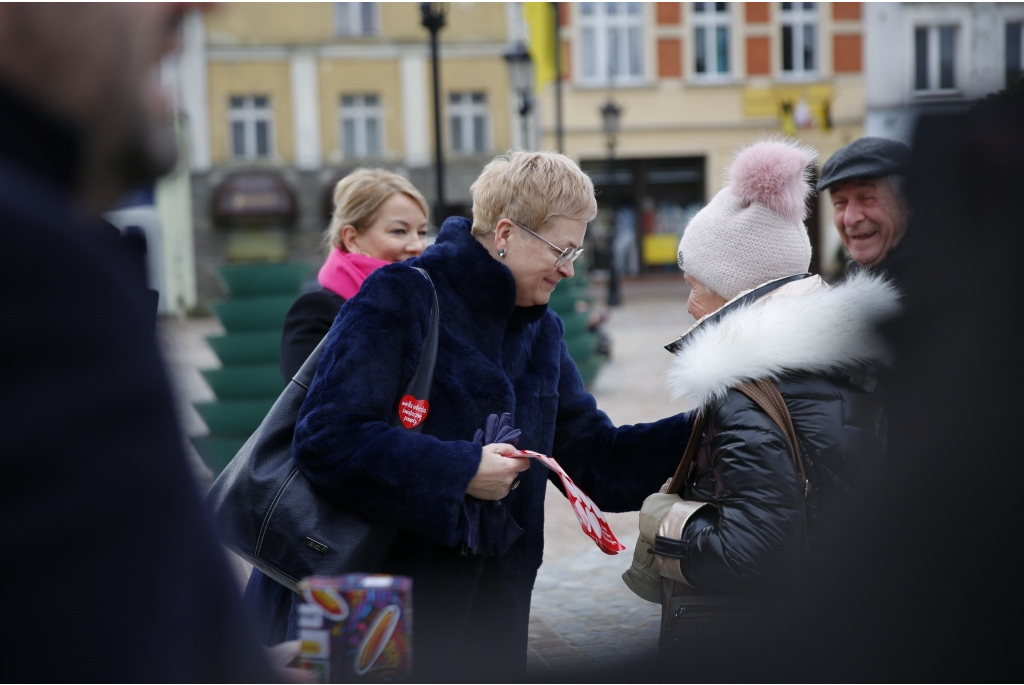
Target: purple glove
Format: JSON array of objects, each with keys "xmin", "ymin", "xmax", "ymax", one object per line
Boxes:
[
  {"xmin": 459, "ymin": 413, "xmax": 525, "ymax": 556},
  {"xmin": 471, "ymin": 411, "xmax": 522, "ymax": 448}
]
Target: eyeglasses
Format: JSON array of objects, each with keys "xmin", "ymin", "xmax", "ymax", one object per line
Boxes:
[{"xmin": 508, "ymin": 220, "xmax": 585, "ymax": 268}]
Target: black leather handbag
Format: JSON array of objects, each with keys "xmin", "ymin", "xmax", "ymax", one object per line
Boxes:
[{"xmin": 207, "ymin": 267, "xmax": 439, "ymax": 593}]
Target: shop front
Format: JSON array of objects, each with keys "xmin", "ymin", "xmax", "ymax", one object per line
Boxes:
[
  {"xmin": 213, "ymin": 173, "xmax": 297, "ymax": 263},
  {"xmin": 581, "ymin": 156, "xmax": 705, "ymax": 276}
]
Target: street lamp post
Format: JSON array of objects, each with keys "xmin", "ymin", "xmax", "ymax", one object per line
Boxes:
[
  {"xmin": 553, "ymin": 2, "xmax": 564, "ymax": 153},
  {"xmin": 503, "ymin": 42, "xmax": 534, "ymax": 150},
  {"xmin": 600, "ymin": 99, "xmax": 622, "ymax": 307},
  {"xmin": 421, "ymin": 3, "xmax": 447, "ymax": 226}
]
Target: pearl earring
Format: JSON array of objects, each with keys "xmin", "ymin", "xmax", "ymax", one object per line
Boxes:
[{"xmin": 498, "ymin": 249, "xmax": 506, "ymax": 258}]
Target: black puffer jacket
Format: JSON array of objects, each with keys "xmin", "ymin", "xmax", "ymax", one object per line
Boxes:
[{"xmin": 664, "ymin": 272, "xmax": 899, "ymax": 593}]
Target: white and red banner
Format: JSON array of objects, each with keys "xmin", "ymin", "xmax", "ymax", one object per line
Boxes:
[{"xmin": 517, "ymin": 450, "xmax": 626, "ymax": 555}]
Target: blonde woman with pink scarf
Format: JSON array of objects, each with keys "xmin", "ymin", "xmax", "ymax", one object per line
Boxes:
[
  {"xmin": 246, "ymin": 169, "xmax": 428, "ymax": 645},
  {"xmin": 278, "ymin": 168, "xmax": 429, "ymax": 382}
]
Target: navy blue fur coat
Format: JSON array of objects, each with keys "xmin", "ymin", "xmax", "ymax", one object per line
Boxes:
[{"xmin": 247, "ymin": 217, "xmax": 692, "ymax": 678}]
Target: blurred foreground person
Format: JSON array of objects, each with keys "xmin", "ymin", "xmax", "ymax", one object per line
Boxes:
[
  {"xmin": 0, "ymin": 5, "xmax": 273, "ymax": 680},
  {"xmin": 818, "ymin": 137, "xmax": 914, "ymax": 286},
  {"xmin": 623, "ymin": 139, "xmax": 898, "ymax": 648},
  {"xmin": 278, "ymin": 168, "xmax": 429, "ymax": 382}
]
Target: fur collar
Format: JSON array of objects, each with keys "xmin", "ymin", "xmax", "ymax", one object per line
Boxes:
[
  {"xmin": 667, "ymin": 271, "xmax": 900, "ymax": 410},
  {"xmin": 418, "ymin": 216, "xmax": 548, "ymax": 328}
]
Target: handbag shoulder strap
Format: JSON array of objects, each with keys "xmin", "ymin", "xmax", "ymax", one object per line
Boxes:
[
  {"xmin": 291, "ymin": 267, "xmax": 440, "ymax": 434},
  {"xmin": 664, "ymin": 379, "xmax": 812, "ymax": 559},
  {"xmin": 668, "ymin": 380, "xmax": 811, "ymax": 498},
  {"xmin": 667, "ymin": 412, "xmax": 707, "ymax": 496},
  {"xmin": 734, "ymin": 379, "xmax": 810, "ymax": 498},
  {"xmin": 291, "ymin": 267, "xmax": 439, "ymax": 391},
  {"xmin": 403, "ymin": 267, "xmax": 439, "ymax": 410},
  {"xmin": 736, "ymin": 378, "xmax": 811, "ymax": 559}
]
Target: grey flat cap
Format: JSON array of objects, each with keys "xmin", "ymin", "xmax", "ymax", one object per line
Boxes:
[{"xmin": 817, "ymin": 137, "xmax": 912, "ymax": 191}]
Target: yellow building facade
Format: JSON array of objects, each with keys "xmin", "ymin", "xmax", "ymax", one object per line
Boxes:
[
  {"xmin": 542, "ymin": 2, "xmax": 865, "ymax": 274},
  {"xmin": 178, "ymin": 3, "xmax": 864, "ymax": 292},
  {"xmin": 181, "ymin": 2, "xmax": 525, "ymax": 296},
  {"xmin": 196, "ymin": 3, "xmax": 516, "ymax": 172}
]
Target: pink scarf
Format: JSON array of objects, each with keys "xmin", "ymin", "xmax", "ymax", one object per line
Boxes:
[{"xmin": 318, "ymin": 248, "xmax": 390, "ymax": 300}]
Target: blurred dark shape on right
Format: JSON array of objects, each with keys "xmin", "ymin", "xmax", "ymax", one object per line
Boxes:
[{"xmin": 792, "ymin": 88, "xmax": 1024, "ymax": 681}]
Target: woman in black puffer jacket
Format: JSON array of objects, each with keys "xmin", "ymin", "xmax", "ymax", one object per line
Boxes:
[
  {"xmin": 658, "ymin": 270, "xmax": 896, "ymax": 593},
  {"xmin": 624, "ymin": 139, "xmax": 899, "ymax": 602}
]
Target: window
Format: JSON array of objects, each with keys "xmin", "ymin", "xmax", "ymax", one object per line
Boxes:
[
  {"xmin": 914, "ymin": 25, "xmax": 957, "ymax": 92},
  {"xmin": 780, "ymin": 2, "xmax": 817, "ymax": 76},
  {"xmin": 335, "ymin": 2, "xmax": 377, "ymax": 37},
  {"xmin": 340, "ymin": 94, "xmax": 383, "ymax": 159},
  {"xmin": 448, "ymin": 92, "xmax": 490, "ymax": 155},
  {"xmin": 229, "ymin": 96, "xmax": 273, "ymax": 160},
  {"xmin": 579, "ymin": 2, "xmax": 645, "ymax": 84},
  {"xmin": 693, "ymin": 3, "xmax": 731, "ymax": 78},
  {"xmin": 1008, "ymin": 22, "xmax": 1023, "ymax": 86}
]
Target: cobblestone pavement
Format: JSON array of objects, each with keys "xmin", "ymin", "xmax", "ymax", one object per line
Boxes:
[
  {"xmin": 527, "ymin": 275, "xmax": 696, "ymax": 678},
  {"xmin": 159, "ymin": 274, "xmax": 697, "ymax": 678}
]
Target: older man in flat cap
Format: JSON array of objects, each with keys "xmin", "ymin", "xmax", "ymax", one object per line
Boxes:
[{"xmin": 818, "ymin": 137, "xmax": 913, "ymax": 286}]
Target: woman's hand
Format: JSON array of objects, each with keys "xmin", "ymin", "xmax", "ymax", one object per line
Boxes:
[{"xmin": 467, "ymin": 443, "xmax": 531, "ymax": 500}]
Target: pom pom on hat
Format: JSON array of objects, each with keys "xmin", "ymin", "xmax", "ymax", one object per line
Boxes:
[
  {"xmin": 729, "ymin": 137, "xmax": 816, "ymax": 224},
  {"xmin": 676, "ymin": 138, "xmax": 817, "ymax": 301}
]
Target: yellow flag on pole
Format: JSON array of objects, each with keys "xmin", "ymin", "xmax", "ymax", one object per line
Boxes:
[{"xmin": 524, "ymin": 3, "xmax": 557, "ymax": 95}]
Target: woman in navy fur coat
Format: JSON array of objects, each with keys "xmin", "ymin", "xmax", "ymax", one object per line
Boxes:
[{"xmin": 247, "ymin": 152, "xmax": 692, "ymax": 679}]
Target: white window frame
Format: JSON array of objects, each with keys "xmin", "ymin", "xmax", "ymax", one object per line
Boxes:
[
  {"xmin": 448, "ymin": 92, "xmax": 491, "ymax": 156},
  {"xmin": 228, "ymin": 95, "xmax": 274, "ymax": 160},
  {"xmin": 578, "ymin": 2, "xmax": 645, "ymax": 86},
  {"xmin": 692, "ymin": 3, "xmax": 732, "ymax": 80},
  {"xmin": 780, "ymin": 2, "xmax": 819, "ymax": 78},
  {"xmin": 913, "ymin": 24, "xmax": 959, "ymax": 94},
  {"xmin": 339, "ymin": 94, "xmax": 384, "ymax": 160},
  {"xmin": 334, "ymin": 2, "xmax": 378, "ymax": 37}
]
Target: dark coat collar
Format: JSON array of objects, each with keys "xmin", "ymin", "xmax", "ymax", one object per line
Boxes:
[
  {"xmin": 420, "ymin": 216, "xmax": 548, "ymax": 329},
  {"xmin": 848, "ymin": 229, "xmax": 916, "ymax": 287}
]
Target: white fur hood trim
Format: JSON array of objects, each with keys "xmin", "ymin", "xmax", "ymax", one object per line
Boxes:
[{"xmin": 667, "ymin": 271, "xmax": 900, "ymax": 411}]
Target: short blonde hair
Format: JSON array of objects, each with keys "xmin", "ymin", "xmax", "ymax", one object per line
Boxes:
[
  {"xmin": 325, "ymin": 168, "xmax": 429, "ymax": 252},
  {"xmin": 469, "ymin": 151, "xmax": 597, "ymax": 237}
]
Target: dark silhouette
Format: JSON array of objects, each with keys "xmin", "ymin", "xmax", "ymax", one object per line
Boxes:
[{"xmin": 0, "ymin": 6, "xmax": 273, "ymax": 680}]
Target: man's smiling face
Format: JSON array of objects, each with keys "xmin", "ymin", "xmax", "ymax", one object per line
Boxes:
[{"xmin": 829, "ymin": 177, "xmax": 908, "ymax": 268}]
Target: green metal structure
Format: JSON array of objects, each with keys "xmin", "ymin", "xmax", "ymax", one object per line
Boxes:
[
  {"xmin": 547, "ymin": 272, "xmax": 605, "ymax": 388},
  {"xmin": 191, "ymin": 263, "xmax": 311, "ymax": 475}
]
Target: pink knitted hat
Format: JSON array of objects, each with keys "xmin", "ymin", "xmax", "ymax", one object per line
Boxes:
[{"xmin": 677, "ymin": 138, "xmax": 816, "ymax": 300}]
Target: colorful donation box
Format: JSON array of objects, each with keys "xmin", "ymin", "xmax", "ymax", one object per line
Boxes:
[{"xmin": 297, "ymin": 574, "xmax": 412, "ymax": 683}]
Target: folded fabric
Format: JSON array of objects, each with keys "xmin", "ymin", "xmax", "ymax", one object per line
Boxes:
[
  {"xmin": 458, "ymin": 413, "xmax": 524, "ymax": 556},
  {"xmin": 318, "ymin": 247, "xmax": 389, "ymax": 300}
]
